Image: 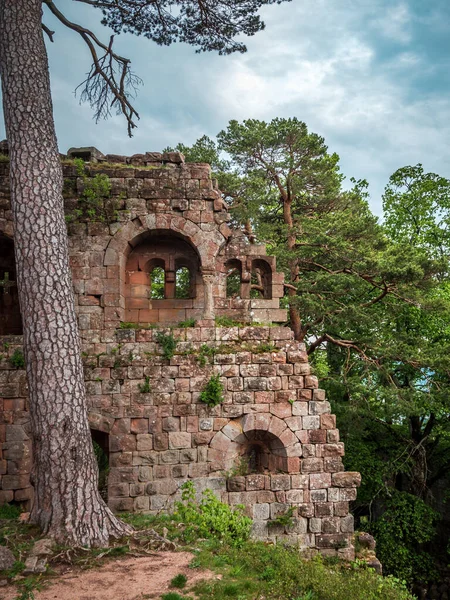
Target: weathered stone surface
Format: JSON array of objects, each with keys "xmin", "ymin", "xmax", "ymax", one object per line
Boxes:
[
  {"xmin": 331, "ymin": 472, "xmax": 361, "ymax": 487},
  {"xmin": 0, "ymin": 546, "xmax": 15, "ymax": 570}
]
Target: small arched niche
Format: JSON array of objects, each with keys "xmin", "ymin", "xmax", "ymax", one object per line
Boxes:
[
  {"xmin": 251, "ymin": 259, "xmax": 273, "ymax": 300},
  {"xmin": 233, "ymin": 429, "xmax": 289, "ymax": 473},
  {"xmin": 125, "ymin": 230, "xmax": 202, "ymax": 324},
  {"xmin": 0, "ymin": 234, "xmax": 22, "ymax": 335}
]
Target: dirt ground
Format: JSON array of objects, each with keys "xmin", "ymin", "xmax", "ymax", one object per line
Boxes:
[{"xmin": 1, "ymin": 551, "xmax": 214, "ymax": 600}]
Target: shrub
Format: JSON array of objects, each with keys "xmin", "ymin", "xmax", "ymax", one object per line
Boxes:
[
  {"xmin": 175, "ymin": 481, "xmax": 252, "ymax": 547},
  {"xmin": 170, "ymin": 574, "xmax": 188, "ymax": 589}
]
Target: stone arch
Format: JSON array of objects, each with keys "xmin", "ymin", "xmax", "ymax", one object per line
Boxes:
[
  {"xmin": 209, "ymin": 414, "xmax": 301, "ymax": 474},
  {"xmin": 104, "ymin": 216, "xmax": 226, "ymax": 324},
  {"xmin": 105, "ymin": 215, "xmax": 225, "ymax": 271}
]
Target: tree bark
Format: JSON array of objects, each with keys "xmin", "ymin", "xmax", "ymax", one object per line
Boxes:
[{"xmin": 0, "ymin": 0, "xmax": 131, "ymax": 546}]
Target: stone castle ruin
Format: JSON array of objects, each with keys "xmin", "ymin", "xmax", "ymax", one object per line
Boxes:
[{"xmin": 0, "ymin": 146, "xmax": 360, "ymax": 557}]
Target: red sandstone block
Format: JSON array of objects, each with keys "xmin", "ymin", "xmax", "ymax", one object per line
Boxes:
[
  {"xmin": 302, "ymin": 458, "xmax": 324, "ymax": 473},
  {"xmin": 309, "ymin": 473, "xmax": 332, "ymax": 489},
  {"xmin": 321, "ymin": 414, "xmax": 336, "ymax": 429},
  {"xmin": 305, "ymin": 375, "xmax": 319, "ymax": 389},
  {"xmin": 153, "ymin": 433, "xmax": 169, "ymax": 451},
  {"xmin": 285, "ymin": 416, "xmax": 302, "ymax": 431},
  {"xmin": 339, "ymin": 488, "xmax": 357, "ymax": 501},
  {"xmin": 130, "ymin": 419, "xmax": 149, "ymax": 434},
  {"xmin": 322, "ymin": 443, "xmax": 345, "ymax": 457},
  {"xmin": 270, "ymin": 474, "xmax": 291, "ymax": 491},
  {"xmin": 168, "ymin": 432, "xmax": 191, "ymax": 449},
  {"xmin": 309, "ymin": 430, "xmax": 327, "ymax": 444},
  {"xmin": 154, "ymin": 465, "xmax": 171, "ymax": 479},
  {"xmin": 332, "ymin": 472, "xmax": 361, "ymax": 487},
  {"xmin": 334, "ymin": 501, "xmax": 349, "ymax": 516},
  {"xmin": 296, "ymin": 390, "xmax": 311, "ymax": 401},
  {"xmin": 266, "ymin": 377, "xmax": 282, "ymax": 391},
  {"xmin": 268, "ymin": 416, "xmax": 287, "ymax": 437},
  {"xmin": 270, "ymin": 404, "xmax": 292, "ymax": 419},
  {"xmin": 287, "ymin": 350, "xmax": 308, "ymax": 363},
  {"xmin": 324, "ymin": 457, "xmax": 344, "ymax": 473},
  {"xmin": 309, "ymin": 401, "xmax": 331, "ymax": 415},
  {"xmin": 15, "ymin": 487, "xmax": 34, "ymax": 502},
  {"xmin": 286, "ymin": 457, "xmax": 300, "ymax": 473},
  {"xmin": 272, "ymin": 351, "xmax": 287, "ymax": 364},
  {"xmin": 269, "ymin": 327, "xmax": 293, "ymax": 341},
  {"xmin": 275, "ymin": 390, "xmax": 296, "ymax": 403},
  {"xmin": 193, "ymin": 432, "xmax": 214, "ymax": 446},
  {"xmin": 326, "ymin": 429, "xmax": 340, "ymax": 443}
]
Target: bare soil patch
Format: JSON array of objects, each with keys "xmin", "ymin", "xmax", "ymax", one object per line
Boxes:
[{"xmin": 1, "ymin": 551, "xmax": 213, "ymax": 600}]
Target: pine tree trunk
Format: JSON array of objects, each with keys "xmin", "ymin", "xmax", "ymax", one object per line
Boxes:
[{"xmin": 0, "ymin": 0, "xmax": 132, "ymax": 546}]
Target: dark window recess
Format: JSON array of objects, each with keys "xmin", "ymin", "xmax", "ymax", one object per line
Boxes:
[
  {"xmin": 0, "ymin": 234, "xmax": 22, "ymax": 335},
  {"xmin": 91, "ymin": 429, "xmax": 109, "ymax": 502}
]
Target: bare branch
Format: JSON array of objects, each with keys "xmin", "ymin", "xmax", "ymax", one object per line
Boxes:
[
  {"xmin": 43, "ymin": 1, "xmax": 141, "ymax": 136},
  {"xmin": 42, "ymin": 23, "xmax": 55, "ymax": 42}
]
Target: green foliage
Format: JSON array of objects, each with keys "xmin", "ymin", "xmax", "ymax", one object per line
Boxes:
[
  {"xmin": 138, "ymin": 376, "xmax": 151, "ymax": 393},
  {"xmin": 175, "ymin": 267, "xmax": 191, "ymax": 299},
  {"xmin": 0, "ymin": 503, "xmax": 22, "ymax": 519},
  {"xmin": 0, "ymin": 153, "xmax": 10, "ymax": 162},
  {"xmin": 150, "ymin": 266, "xmax": 165, "ymax": 299},
  {"xmin": 10, "ymin": 349, "xmax": 25, "ymax": 369},
  {"xmin": 383, "ymin": 164, "xmax": 450, "ymax": 267},
  {"xmin": 155, "ymin": 331, "xmax": 178, "ymax": 360},
  {"xmin": 170, "ymin": 574, "xmax": 188, "ymax": 589},
  {"xmin": 199, "ymin": 374, "xmax": 224, "ymax": 407},
  {"xmin": 191, "ymin": 542, "xmax": 414, "ymax": 600},
  {"xmin": 161, "ymin": 593, "xmax": 191, "ymax": 600},
  {"xmin": 67, "ymin": 158, "xmax": 119, "ymax": 223},
  {"xmin": 196, "ymin": 343, "xmax": 215, "ymax": 367},
  {"xmin": 215, "ymin": 316, "xmax": 244, "ymax": 327},
  {"xmin": 267, "ymin": 507, "xmax": 295, "ymax": 528},
  {"xmin": 178, "ymin": 318, "xmax": 196, "ymax": 328},
  {"xmin": 368, "ymin": 492, "xmax": 438, "ymax": 585},
  {"xmin": 175, "ymin": 481, "xmax": 252, "ymax": 547},
  {"xmin": 225, "ymin": 456, "xmax": 249, "ymax": 478},
  {"xmin": 119, "ymin": 322, "xmax": 156, "ymax": 329}
]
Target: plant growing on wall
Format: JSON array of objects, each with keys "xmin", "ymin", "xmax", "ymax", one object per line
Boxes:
[
  {"xmin": 155, "ymin": 330, "xmax": 178, "ymax": 360},
  {"xmin": 66, "ymin": 158, "xmax": 119, "ymax": 223},
  {"xmin": 199, "ymin": 374, "xmax": 224, "ymax": 407}
]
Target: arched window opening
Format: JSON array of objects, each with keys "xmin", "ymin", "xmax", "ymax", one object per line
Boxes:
[
  {"xmin": 125, "ymin": 230, "xmax": 202, "ymax": 324},
  {"xmin": 175, "ymin": 266, "xmax": 192, "ymax": 299},
  {"xmin": 150, "ymin": 266, "xmax": 165, "ymax": 299},
  {"xmin": 225, "ymin": 259, "xmax": 242, "ymax": 299},
  {"xmin": 0, "ymin": 234, "xmax": 22, "ymax": 335},
  {"xmin": 90, "ymin": 429, "xmax": 109, "ymax": 502},
  {"xmin": 251, "ymin": 259, "xmax": 273, "ymax": 300}
]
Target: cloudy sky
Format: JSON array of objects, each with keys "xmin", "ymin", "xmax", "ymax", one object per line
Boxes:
[{"xmin": 1, "ymin": 0, "xmax": 449, "ymax": 215}]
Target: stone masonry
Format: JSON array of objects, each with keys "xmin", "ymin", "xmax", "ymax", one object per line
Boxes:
[{"xmin": 0, "ymin": 145, "xmax": 361, "ymax": 557}]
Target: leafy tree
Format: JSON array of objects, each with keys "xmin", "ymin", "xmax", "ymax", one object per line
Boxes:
[{"xmin": 0, "ymin": 0, "xmax": 286, "ymax": 546}]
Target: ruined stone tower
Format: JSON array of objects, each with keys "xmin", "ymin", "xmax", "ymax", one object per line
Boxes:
[{"xmin": 0, "ymin": 146, "xmax": 360, "ymax": 557}]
